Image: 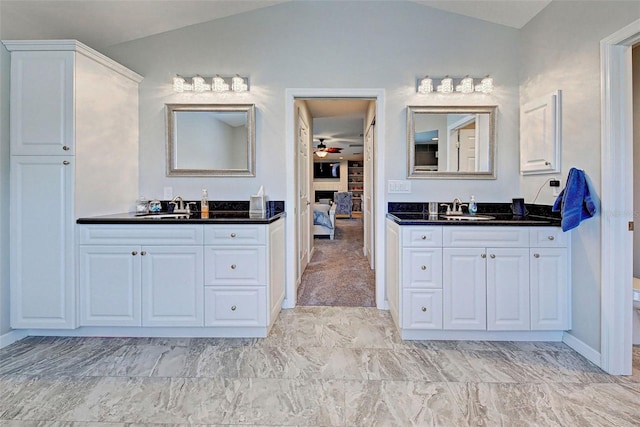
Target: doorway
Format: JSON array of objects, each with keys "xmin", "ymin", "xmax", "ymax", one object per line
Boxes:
[
  {"xmin": 296, "ymin": 98, "xmax": 374, "ymax": 307},
  {"xmin": 283, "ymin": 89, "xmax": 386, "ymax": 311},
  {"xmin": 600, "ymin": 19, "xmax": 640, "ymax": 375}
]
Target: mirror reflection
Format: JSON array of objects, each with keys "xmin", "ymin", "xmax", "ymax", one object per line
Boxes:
[
  {"xmin": 166, "ymin": 104, "xmax": 255, "ymax": 176},
  {"xmin": 407, "ymin": 105, "xmax": 497, "ymax": 179}
]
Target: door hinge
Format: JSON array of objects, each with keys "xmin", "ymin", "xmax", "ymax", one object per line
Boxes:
[{"xmin": 629, "ymin": 221, "xmax": 634, "ymax": 231}]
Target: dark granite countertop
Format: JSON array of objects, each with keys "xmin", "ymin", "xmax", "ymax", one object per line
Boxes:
[
  {"xmin": 77, "ymin": 200, "xmax": 285, "ymax": 225},
  {"xmin": 386, "ymin": 202, "xmax": 561, "ymax": 227}
]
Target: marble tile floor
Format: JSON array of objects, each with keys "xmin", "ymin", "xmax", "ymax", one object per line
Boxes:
[{"xmin": 0, "ymin": 307, "xmax": 639, "ymax": 426}]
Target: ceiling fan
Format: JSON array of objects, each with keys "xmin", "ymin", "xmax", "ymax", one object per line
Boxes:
[{"xmin": 314, "ymin": 138, "xmax": 343, "ymax": 158}]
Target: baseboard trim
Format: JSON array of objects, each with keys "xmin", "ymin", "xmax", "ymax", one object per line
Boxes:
[
  {"xmin": 562, "ymin": 332, "xmax": 602, "ymax": 367},
  {"xmin": 0, "ymin": 329, "xmax": 28, "ymax": 349}
]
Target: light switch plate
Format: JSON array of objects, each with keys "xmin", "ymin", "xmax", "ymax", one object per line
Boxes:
[
  {"xmin": 388, "ymin": 180, "xmax": 411, "ymax": 193},
  {"xmin": 163, "ymin": 187, "xmax": 173, "ymax": 200}
]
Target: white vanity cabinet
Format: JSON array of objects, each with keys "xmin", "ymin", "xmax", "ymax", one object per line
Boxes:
[
  {"xmin": 6, "ymin": 40, "xmax": 142, "ymax": 329},
  {"xmin": 203, "ymin": 220, "xmax": 286, "ymax": 336},
  {"xmin": 78, "ymin": 225, "xmax": 204, "ymax": 327},
  {"xmin": 387, "ymin": 219, "xmax": 571, "ymax": 340}
]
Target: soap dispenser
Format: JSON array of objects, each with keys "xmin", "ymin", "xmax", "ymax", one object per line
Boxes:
[
  {"xmin": 468, "ymin": 195, "xmax": 478, "ymax": 215},
  {"xmin": 200, "ymin": 189, "xmax": 209, "ymax": 219}
]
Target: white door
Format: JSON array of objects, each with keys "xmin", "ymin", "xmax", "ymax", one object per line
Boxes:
[
  {"xmin": 79, "ymin": 245, "xmax": 141, "ymax": 326},
  {"xmin": 486, "ymin": 248, "xmax": 530, "ymax": 330},
  {"xmin": 459, "ymin": 128, "xmax": 476, "ymax": 172},
  {"xmin": 530, "ymin": 247, "xmax": 569, "ymax": 330},
  {"xmin": 364, "ymin": 118, "xmax": 375, "ymax": 267},
  {"xmin": 10, "ymin": 155, "xmax": 75, "ymax": 328},
  {"xmin": 443, "ymin": 248, "xmax": 486, "ymax": 330},
  {"xmin": 297, "ymin": 115, "xmax": 311, "ymax": 275},
  {"xmin": 10, "ymin": 51, "xmax": 75, "ymax": 156},
  {"xmin": 141, "ymin": 245, "xmax": 204, "ymax": 327}
]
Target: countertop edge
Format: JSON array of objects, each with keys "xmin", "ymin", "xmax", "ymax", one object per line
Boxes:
[
  {"xmin": 385, "ymin": 212, "xmax": 561, "ymax": 227},
  {"xmin": 77, "ymin": 211, "xmax": 286, "ymax": 225}
]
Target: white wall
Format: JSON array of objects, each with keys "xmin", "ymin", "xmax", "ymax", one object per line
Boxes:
[
  {"xmin": 103, "ymin": 1, "xmax": 521, "ymax": 205},
  {"xmin": 519, "ymin": 1, "xmax": 640, "ymax": 351},
  {"xmin": 0, "ymin": 41, "xmax": 10, "ymax": 335}
]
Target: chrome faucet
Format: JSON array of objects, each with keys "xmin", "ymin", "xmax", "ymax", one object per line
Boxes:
[
  {"xmin": 441, "ymin": 197, "xmax": 468, "ymax": 215},
  {"xmin": 170, "ymin": 196, "xmax": 186, "ymax": 213}
]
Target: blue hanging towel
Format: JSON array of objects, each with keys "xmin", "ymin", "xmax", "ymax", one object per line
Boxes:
[{"xmin": 552, "ymin": 168, "xmax": 596, "ymax": 232}]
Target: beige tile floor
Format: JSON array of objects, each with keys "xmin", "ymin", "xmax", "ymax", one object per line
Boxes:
[{"xmin": 0, "ymin": 307, "xmax": 639, "ymax": 426}]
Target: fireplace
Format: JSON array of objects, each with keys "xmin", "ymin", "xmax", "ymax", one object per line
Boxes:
[{"xmin": 314, "ymin": 190, "xmax": 336, "ymax": 202}]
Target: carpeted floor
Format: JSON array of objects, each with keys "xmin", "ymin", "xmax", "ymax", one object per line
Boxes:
[{"xmin": 297, "ymin": 218, "xmax": 375, "ymax": 307}]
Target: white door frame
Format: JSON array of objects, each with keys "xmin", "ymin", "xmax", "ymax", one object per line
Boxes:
[
  {"xmin": 283, "ymin": 88, "xmax": 387, "ymax": 309},
  {"xmin": 600, "ymin": 18, "xmax": 640, "ymax": 375}
]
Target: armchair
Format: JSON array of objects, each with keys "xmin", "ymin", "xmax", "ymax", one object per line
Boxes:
[{"xmin": 333, "ymin": 191, "xmax": 353, "ymax": 218}]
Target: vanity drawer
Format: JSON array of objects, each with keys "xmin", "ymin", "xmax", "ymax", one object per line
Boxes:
[
  {"xmin": 529, "ymin": 227, "xmax": 567, "ymax": 247},
  {"xmin": 78, "ymin": 224, "xmax": 204, "ymax": 245},
  {"xmin": 402, "ymin": 248, "xmax": 442, "ymax": 289},
  {"xmin": 402, "ymin": 289, "xmax": 443, "ymax": 329},
  {"xmin": 204, "ymin": 287, "xmax": 266, "ymax": 327},
  {"xmin": 204, "ymin": 246, "xmax": 266, "ymax": 286},
  {"xmin": 402, "ymin": 226, "xmax": 443, "ymax": 247},
  {"xmin": 443, "ymin": 226, "xmax": 529, "ymax": 247},
  {"xmin": 204, "ymin": 225, "xmax": 266, "ymax": 245}
]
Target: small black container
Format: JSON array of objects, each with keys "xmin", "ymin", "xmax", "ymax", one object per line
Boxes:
[{"xmin": 511, "ymin": 198, "xmax": 527, "ymax": 216}]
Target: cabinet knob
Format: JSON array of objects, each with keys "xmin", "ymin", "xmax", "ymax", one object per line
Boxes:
[
  {"xmin": 481, "ymin": 253, "xmax": 486, "ymax": 259},
  {"xmin": 141, "ymin": 251, "xmax": 147, "ymax": 256},
  {"xmin": 230, "ymin": 264, "xmax": 237, "ymax": 269},
  {"xmin": 231, "ymin": 305, "xmax": 237, "ymax": 311},
  {"xmin": 534, "ymin": 253, "xmax": 540, "ymax": 258},
  {"xmin": 421, "ymin": 235, "xmax": 427, "ymax": 240},
  {"xmin": 421, "ymin": 265, "xmax": 427, "ymax": 270},
  {"xmin": 545, "ymin": 161, "xmax": 551, "ymax": 166},
  {"xmin": 490, "ymin": 254, "xmax": 496, "ymax": 259},
  {"xmin": 547, "ymin": 236, "xmax": 555, "ymax": 241},
  {"xmin": 131, "ymin": 251, "xmax": 137, "ymax": 256},
  {"xmin": 421, "ymin": 306, "xmax": 427, "ymax": 312},
  {"xmin": 62, "ymin": 145, "xmax": 70, "ymax": 151},
  {"xmin": 230, "ymin": 233, "xmax": 237, "ymax": 238},
  {"xmin": 62, "ymin": 160, "xmax": 70, "ymax": 165}
]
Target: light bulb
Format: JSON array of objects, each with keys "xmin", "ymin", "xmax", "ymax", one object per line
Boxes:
[
  {"xmin": 232, "ymin": 75, "xmax": 247, "ymax": 92},
  {"xmin": 212, "ymin": 75, "xmax": 229, "ymax": 92},
  {"xmin": 173, "ymin": 75, "xmax": 186, "ymax": 92},
  {"xmin": 476, "ymin": 76, "xmax": 494, "ymax": 93},
  {"xmin": 192, "ymin": 75, "xmax": 210, "ymax": 92},
  {"xmin": 438, "ymin": 77, "xmax": 454, "ymax": 93},
  {"xmin": 459, "ymin": 76, "xmax": 475, "ymax": 93},
  {"xmin": 417, "ymin": 76, "xmax": 433, "ymax": 94}
]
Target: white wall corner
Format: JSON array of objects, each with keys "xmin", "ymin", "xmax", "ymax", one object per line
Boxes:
[
  {"xmin": 0, "ymin": 329, "xmax": 28, "ymax": 349},
  {"xmin": 562, "ymin": 331, "xmax": 601, "ymax": 368}
]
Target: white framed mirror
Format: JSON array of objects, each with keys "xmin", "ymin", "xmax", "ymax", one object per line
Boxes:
[
  {"xmin": 166, "ymin": 103, "xmax": 255, "ymax": 176},
  {"xmin": 407, "ymin": 105, "xmax": 497, "ymax": 179}
]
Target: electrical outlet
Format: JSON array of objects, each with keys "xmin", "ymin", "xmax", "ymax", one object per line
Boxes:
[
  {"xmin": 550, "ymin": 179, "xmax": 560, "ymax": 197},
  {"xmin": 163, "ymin": 186, "xmax": 173, "ymax": 200}
]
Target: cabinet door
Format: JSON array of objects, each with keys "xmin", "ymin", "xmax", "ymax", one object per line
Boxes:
[
  {"xmin": 402, "ymin": 289, "xmax": 442, "ymax": 329},
  {"xmin": 10, "ymin": 51, "xmax": 74, "ymax": 155},
  {"xmin": 141, "ymin": 246, "xmax": 204, "ymax": 327},
  {"xmin": 486, "ymin": 248, "xmax": 530, "ymax": 331},
  {"xmin": 79, "ymin": 245, "xmax": 141, "ymax": 326},
  {"xmin": 530, "ymin": 248, "xmax": 569, "ymax": 330},
  {"xmin": 402, "ymin": 248, "xmax": 443, "ymax": 288},
  {"xmin": 443, "ymin": 248, "xmax": 486, "ymax": 330},
  {"xmin": 10, "ymin": 156, "xmax": 74, "ymax": 328}
]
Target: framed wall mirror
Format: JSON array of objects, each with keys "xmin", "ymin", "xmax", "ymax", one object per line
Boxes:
[
  {"xmin": 407, "ymin": 105, "xmax": 497, "ymax": 179},
  {"xmin": 166, "ymin": 103, "xmax": 256, "ymax": 176}
]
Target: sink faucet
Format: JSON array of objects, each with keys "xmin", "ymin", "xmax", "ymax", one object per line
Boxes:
[
  {"xmin": 170, "ymin": 196, "xmax": 186, "ymax": 213},
  {"xmin": 442, "ymin": 197, "xmax": 468, "ymax": 215}
]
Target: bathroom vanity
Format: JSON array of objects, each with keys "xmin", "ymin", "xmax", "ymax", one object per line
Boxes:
[
  {"xmin": 75, "ymin": 208, "xmax": 286, "ymax": 337},
  {"xmin": 386, "ymin": 203, "xmax": 570, "ymax": 341}
]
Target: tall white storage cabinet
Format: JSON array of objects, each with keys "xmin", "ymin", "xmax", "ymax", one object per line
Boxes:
[{"xmin": 5, "ymin": 40, "xmax": 142, "ymax": 329}]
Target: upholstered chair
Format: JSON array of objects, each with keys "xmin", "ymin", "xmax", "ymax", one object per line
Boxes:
[{"xmin": 333, "ymin": 191, "xmax": 353, "ymax": 218}]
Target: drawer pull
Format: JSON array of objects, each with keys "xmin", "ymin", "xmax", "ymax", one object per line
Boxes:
[
  {"xmin": 141, "ymin": 251, "xmax": 147, "ymax": 256},
  {"xmin": 62, "ymin": 145, "xmax": 70, "ymax": 151},
  {"xmin": 421, "ymin": 306, "xmax": 427, "ymax": 312},
  {"xmin": 230, "ymin": 232, "xmax": 237, "ymax": 238},
  {"xmin": 547, "ymin": 236, "xmax": 555, "ymax": 241},
  {"xmin": 421, "ymin": 265, "xmax": 427, "ymax": 270},
  {"xmin": 63, "ymin": 160, "xmax": 70, "ymax": 165},
  {"xmin": 230, "ymin": 264, "xmax": 237, "ymax": 269},
  {"xmin": 534, "ymin": 253, "xmax": 540, "ymax": 258},
  {"xmin": 231, "ymin": 305, "xmax": 237, "ymax": 311},
  {"xmin": 131, "ymin": 251, "xmax": 137, "ymax": 256},
  {"xmin": 490, "ymin": 254, "xmax": 496, "ymax": 259},
  {"xmin": 481, "ymin": 253, "xmax": 486, "ymax": 259},
  {"xmin": 421, "ymin": 235, "xmax": 427, "ymax": 240}
]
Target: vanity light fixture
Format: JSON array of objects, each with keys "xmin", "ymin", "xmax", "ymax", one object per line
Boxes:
[
  {"xmin": 416, "ymin": 75, "xmax": 494, "ymax": 95},
  {"xmin": 172, "ymin": 74, "xmax": 249, "ymax": 93}
]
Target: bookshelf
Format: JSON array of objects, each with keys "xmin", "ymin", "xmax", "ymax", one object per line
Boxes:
[{"xmin": 348, "ymin": 161, "xmax": 363, "ymax": 212}]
